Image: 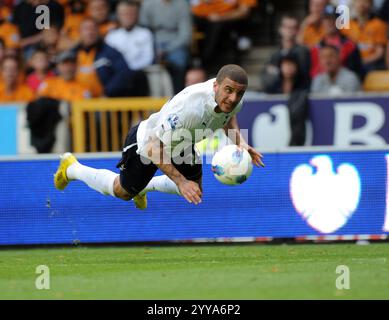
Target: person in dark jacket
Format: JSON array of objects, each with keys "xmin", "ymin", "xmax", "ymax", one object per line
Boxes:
[
  {"xmin": 266, "ymin": 54, "xmax": 309, "ymax": 94},
  {"xmin": 265, "ymin": 54, "xmax": 310, "ymax": 146},
  {"xmin": 73, "ymin": 17, "xmax": 148, "ymax": 97},
  {"xmin": 260, "ymin": 15, "xmax": 311, "ymax": 93}
]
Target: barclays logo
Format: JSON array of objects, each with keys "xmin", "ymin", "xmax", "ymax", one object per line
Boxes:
[{"xmin": 290, "ymin": 155, "xmax": 361, "ymax": 234}]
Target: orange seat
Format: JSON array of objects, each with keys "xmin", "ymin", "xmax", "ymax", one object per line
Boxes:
[{"xmin": 363, "ymin": 71, "xmax": 389, "ymax": 92}]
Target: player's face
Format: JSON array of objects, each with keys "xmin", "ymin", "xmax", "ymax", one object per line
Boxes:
[{"xmin": 214, "ymin": 78, "xmax": 247, "ymax": 113}]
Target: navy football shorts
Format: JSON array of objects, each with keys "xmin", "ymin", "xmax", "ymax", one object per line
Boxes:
[{"xmin": 116, "ymin": 124, "xmax": 202, "ymax": 196}]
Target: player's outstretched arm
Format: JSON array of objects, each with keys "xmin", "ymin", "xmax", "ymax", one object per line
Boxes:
[
  {"xmin": 224, "ymin": 115, "xmax": 265, "ymax": 167},
  {"xmin": 146, "ymin": 137, "xmax": 202, "ymax": 205}
]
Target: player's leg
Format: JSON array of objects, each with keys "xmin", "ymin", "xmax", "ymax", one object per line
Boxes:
[
  {"xmin": 54, "ymin": 152, "xmax": 118, "ymax": 197},
  {"xmin": 54, "ymin": 153, "xmax": 142, "ymax": 202},
  {"xmin": 112, "ymin": 176, "xmax": 134, "ymax": 201}
]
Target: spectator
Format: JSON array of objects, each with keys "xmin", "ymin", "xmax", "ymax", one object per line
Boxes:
[
  {"xmin": 73, "ymin": 18, "xmax": 137, "ymax": 97},
  {"xmin": 105, "ymin": 1, "xmax": 154, "ymax": 71},
  {"xmin": 0, "ymin": 56, "xmax": 35, "ymax": 102},
  {"xmin": 310, "ymin": 7, "xmax": 363, "ymax": 79},
  {"xmin": 261, "ymin": 15, "xmax": 311, "ymax": 92},
  {"xmin": 38, "ymin": 50, "xmax": 90, "ymax": 101},
  {"xmin": 297, "ymin": 0, "xmax": 329, "ymax": 48},
  {"xmin": 342, "ymin": 0, "xmax": 387, "ymax": 72},
  {"xmin": 266, "ymin": 54, "xmax": 310, "ymax": 146},
  {"xmin": 61, "ymin": 0, "xmax": 87, "ymax": 43},
  {"xmin": 0, "ymin": 3, "xmax": 12, "ymax": 21},
  {"xmin": 36, "ymin": 25, "xmax": 73, "ymax": 67},
  {"xmin": 0, "ymin": 5, "xmax": 20, "ymax": 50},
  {"xmin": 191, "ymin": 0, "xmax": 257, "ymax": 73},
  {"xmin": 12, "ymin": 0, "xmax": 65, "ymax": 57},
  {"xmin": 185, "ymin": 66, "xmax": 207, "ymax": 86},
  {"xmin": 266, "ymin": 54, "xmax": 310, "ymax": 94},
  {"xmin": 87, "ymin": 0, "xmax": 117, "ymax": 37},
  {"xmin": 26, "ymin": 48, "xmax": 55, "ymax": 92},
  {"xmin": 140, "ymin": 0, "xmax": 192, "ymax": 93},
  {"xmin": 311, "ymin": 45, "xmax": 361, "ymax": 94}
]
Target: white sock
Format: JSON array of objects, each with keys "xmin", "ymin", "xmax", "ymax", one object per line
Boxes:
[
  {"xmin": 67, "ymin": 162, "xmax": 118, "ymax": 197},
  {"xmin": 139, "ymin": 175, "xmax": 180, "ymax": 196}
]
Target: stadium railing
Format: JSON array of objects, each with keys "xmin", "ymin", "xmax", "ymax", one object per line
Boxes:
[{"xmin": 71, "ymin": 97, "xmax": 167, "ymax": 153}]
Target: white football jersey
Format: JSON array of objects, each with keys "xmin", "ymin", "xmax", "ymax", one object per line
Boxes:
[{"xmin": 136, "ymin": 78, "xmax": 243, "ymax": 159}]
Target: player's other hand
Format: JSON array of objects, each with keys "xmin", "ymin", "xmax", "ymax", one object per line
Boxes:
[
  {"xmin": 245, "ymin": 145, "xmax": 265, "ymax": 167},
  {"xmin": 178, "ymin": 179, "xmax": 202, "ymax": 205}
]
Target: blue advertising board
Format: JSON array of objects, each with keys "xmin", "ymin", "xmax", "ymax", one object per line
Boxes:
[
  {"xmin": 239, "ymin": 94, "xmax": 389, "ymax": 148},
  {"xmin": 0, "ymin": 149, "xmax": 388, "ymax": 245},
  {"xmin": 0, "ymin": 106, "xmax": 18, "ymax": 155}
]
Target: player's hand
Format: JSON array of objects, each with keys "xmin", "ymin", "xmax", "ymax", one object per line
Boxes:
[
  {"xmin": 178, "ymin": 179, "xmax": 202, "ymax": 205},
  {"xmin": 243, "ymin": 145, "xmax": 265, "ymax": 167}
]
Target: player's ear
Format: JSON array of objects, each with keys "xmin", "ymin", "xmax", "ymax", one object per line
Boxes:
[{"xmin": 213, "ymin": 81, "xmax": 218, "ymax": 92}]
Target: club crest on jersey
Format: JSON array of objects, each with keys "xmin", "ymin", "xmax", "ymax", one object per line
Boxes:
[{"xmin": 167, "ymin": 114, "xmax": 180, "ymax": 131}]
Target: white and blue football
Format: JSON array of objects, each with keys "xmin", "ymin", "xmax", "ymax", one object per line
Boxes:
[{"xmin": 211, "ymin": 145, "xmax": 253, "ymax": 185}]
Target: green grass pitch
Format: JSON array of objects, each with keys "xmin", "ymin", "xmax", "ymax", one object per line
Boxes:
[{"xmin": 0, "ymin": 243, "xmax": 388, "ymax": 299}]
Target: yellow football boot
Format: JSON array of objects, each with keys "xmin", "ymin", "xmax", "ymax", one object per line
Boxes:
[
  {"xmin": 133, "ymin": 193, "xmax": 147, "ymax": 210},
  {"xmin": 54, "ymin": 152, "xmax": 78, "ymax": 190}
]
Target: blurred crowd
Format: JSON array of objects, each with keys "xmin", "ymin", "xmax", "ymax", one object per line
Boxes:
[
  {"xmin": 0, "ymin": 0, "xmax": 258, "ymax": 104},
  {"xmin": 2, "ymin": 0, "xmax": 389, "ymax": 150},
  {"xmin": 261, "ymin": 0, "xmax": 389, "ymax": 96},
  {"xmin": 1, "ymin": 0, "xmax": 387, "ymax": 105}
]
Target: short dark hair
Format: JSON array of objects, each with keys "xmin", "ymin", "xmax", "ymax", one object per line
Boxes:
[
  {"xmin": 216, "ymin": 64, "xmax": 248, "ymax": 85},
  {"xmin": 279, "ymin": 53, "xmax": 299, "ymax": 67},
  {"xmin": 80, "ymin": 17, "xmax": 99, "ymax": 28},
  {"xmin": 118, "ymin": 0, "xmax": 140, "ymax": 9},
  {"xmin": 280, "ymin": 14, "xmax": 300, "ymax": 26},
  {"xmin": 320, "ymin": 44, "xmax": 340, "ymax": 54},
  {"xmin": 31, "ymin": 47, "xmax": 48, "ymax": 57}
]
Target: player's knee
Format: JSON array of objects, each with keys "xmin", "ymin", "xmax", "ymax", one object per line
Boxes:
[{"xmin": 113, "ymin": 177, "xmax": 133, "ymax": 201}]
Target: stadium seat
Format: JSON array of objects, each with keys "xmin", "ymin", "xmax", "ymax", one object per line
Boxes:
[{"xmin": 363, "ymin": 71, "xmax": 389, "ymax": 92}]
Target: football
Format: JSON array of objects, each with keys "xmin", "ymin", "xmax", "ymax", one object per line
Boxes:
[{"xmin": 211, "ymin": 145, "xmax": 253, "ymax": 185}]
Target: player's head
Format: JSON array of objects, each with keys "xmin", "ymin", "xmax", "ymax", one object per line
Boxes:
[{"xmin": 214, "ymin": 64, "xmax": 248, "ymax": 113}]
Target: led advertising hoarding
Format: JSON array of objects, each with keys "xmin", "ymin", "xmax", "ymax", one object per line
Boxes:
[{"xmin": 0, "ymin": 149, "xmax": 388, "ymax": 245}]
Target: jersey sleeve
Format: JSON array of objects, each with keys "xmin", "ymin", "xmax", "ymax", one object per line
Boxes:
[{"xmin": 154, "ymin": 91, "xmax": 203, "ymax": 147}]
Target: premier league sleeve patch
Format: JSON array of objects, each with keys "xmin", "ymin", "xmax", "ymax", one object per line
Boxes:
[
  {"xmin": 165, "ymin": 114, "xmax": 182, "ymax": 131},
  {"xmin": 156, "ymin": 113, "xmax": 184, "ymax": 145}
]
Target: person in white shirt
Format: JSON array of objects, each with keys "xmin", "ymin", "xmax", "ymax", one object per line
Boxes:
[
  {"xmin": 105, "ymin": 0, "xmax": 153, "ymax": 96},
  {"xmin": 311, "ymin": 45, "xmax": 361, "ymax": 95},
  {"xmin": 54, "ymin": 64, "xmax": 264, "ymax": 209},
  {"xmin": 105, "ymin": 0, "xmax": 154, "ymax": 71}
]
